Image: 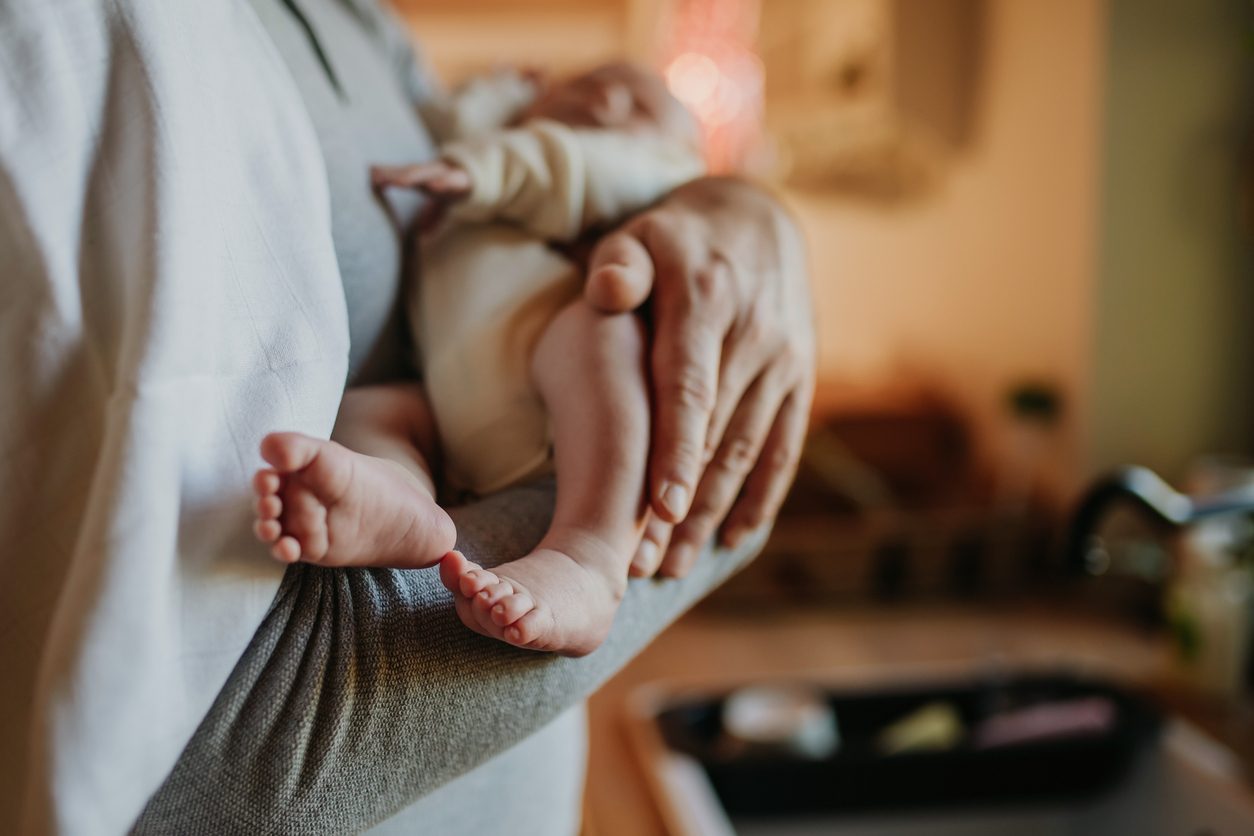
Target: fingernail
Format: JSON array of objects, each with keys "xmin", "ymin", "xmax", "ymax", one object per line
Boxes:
[
  {"xmin": 659, "ymin": 481, "xmax": 690, "ymax": 520},
  {"xmin": 632, "ymin": 539, "xmax": 660, "ymax": 576}
]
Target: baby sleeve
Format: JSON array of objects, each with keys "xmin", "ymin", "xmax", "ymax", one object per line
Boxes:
[{"xmin": 442, "ymin": 119, "xmax": 706, "ymax": 243}]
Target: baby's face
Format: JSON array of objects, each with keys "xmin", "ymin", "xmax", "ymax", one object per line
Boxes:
[{"xmin": 522, "ymin": 64, "xmax": 698, "ymax": 147}]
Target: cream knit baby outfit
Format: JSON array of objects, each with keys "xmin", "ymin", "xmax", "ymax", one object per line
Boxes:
[{"xmin": 412, "ymin": 118, "xmax": 703, "ymax": 495}]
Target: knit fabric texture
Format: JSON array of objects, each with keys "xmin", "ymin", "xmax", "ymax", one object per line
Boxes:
[{"xmin": 134, "ymin": 479, "xmax": 762, "ymax": 833}]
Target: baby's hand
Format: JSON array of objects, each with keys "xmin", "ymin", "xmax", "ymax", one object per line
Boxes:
[
  {"xmin": 371, "ymin": 160, "xmax": 472, "ymax": 197},
  {"xmin": 371, "ymin": 161, "xmax": 472, "ymax": 232}
]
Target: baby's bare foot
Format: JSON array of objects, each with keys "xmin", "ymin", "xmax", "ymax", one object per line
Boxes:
[
  {"xmin": 438, "ymin": 535, "xmax": 627, "ymax": 657},
  {"xmin": 252, "ymin": 431, "xmax": 455, "ymax": 568}
]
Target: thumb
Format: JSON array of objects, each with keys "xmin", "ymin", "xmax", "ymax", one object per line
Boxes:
[{"xmin": 586, "ymin": 230, "xmax": 655, "ymax": 312}]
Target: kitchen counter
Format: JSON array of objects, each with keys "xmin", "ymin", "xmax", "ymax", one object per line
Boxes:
[{"xmin": 584, "ymin": 603, "xmax": 1254, "ymax": 835}]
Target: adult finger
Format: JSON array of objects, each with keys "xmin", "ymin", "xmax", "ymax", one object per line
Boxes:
[
  {"xmin": 659, "ymin": 369, "xmax": 788, "ymax": 576},
  {"xmin": 719, "ymin": 388, "xmax": 810, "ymax": 546},
  {"xmin": 648, "ymin": 246, "xmax": 736, "ymax": 524},
  {"xmin": 630, "ymin": 514, "xmax": 674, "ymax": 577},
  {"xmin": 702, "ymin": 304, "xmax": 779, "ymax": 467},
  {"xmin": 586, "ymin": 228, "xmax": 655, "ymax": 312}
]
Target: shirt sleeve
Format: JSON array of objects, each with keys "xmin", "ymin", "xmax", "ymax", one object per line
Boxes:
[{"xmin": 443, "ymin": 120, "xmax": 707, "ymax": 242}]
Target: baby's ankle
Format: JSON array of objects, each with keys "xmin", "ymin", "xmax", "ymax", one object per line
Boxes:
[{"xmin": 540, "ymin": 527, "xmax": 631, "ymax": 598}]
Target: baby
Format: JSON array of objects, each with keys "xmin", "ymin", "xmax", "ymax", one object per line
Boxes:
[{"xmin": 251, "ymin": 63, "xmax": 704, "ymax": 655}]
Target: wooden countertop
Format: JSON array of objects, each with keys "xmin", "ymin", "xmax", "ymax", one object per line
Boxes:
[{"xmin": 583, "ymin": 603, "xmax": 1254, "ymax": 836}]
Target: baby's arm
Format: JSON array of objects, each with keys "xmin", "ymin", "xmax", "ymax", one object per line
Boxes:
[
  {"xmin": 440, "ymin": 121, "xmax": 705, "ymax": 242},
  {"xmin": 373, "ymin": 122, "xmax": 706, "ymax": 241}
]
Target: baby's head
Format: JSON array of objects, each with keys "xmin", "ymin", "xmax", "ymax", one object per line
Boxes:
[{"xmin": 520, "ymin": 62, "xmax": 699, "ymax": 148}]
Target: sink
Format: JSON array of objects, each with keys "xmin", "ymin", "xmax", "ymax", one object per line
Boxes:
[{"xmin": 626, "ymin": 674, "xmax": 1254, "ymax": 836}]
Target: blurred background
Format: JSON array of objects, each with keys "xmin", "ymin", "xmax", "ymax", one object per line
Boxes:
[{"xmin": 393, "ymin": 1, "xmax": 1254, "ymax": 833}]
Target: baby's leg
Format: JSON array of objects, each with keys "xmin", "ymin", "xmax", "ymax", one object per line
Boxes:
[
  {"xmin": 252, "ymin": 382, "xmax": 456, "ymax": 568},
  {"xmin": 441, "ymin": 301, "xmax": 649, "ymax": 656}
]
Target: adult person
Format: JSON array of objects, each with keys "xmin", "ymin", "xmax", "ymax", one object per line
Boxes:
[{"xmin": 0, "ymin": 0, "xmax": 814, "ymax": 833}]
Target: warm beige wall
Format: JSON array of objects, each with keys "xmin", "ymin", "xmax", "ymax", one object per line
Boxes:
[
  {"xmin": 792, "ymin": 0, "xmax": 1103, "ymax": 498},
  {"xmin": 391, "ymin": 2, "xmax": 629, "ymax": 80},
  {"xmin": 1089, "ymin": 0, "xmax": 1253, "ymax": 483}
]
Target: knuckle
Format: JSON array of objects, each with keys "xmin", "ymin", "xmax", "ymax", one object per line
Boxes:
[
  {"xmin": 664, "ymin": 434, "xmax": 708, "ymax": 475},
  {"xmin": 635, "ymin": 213, "xmax": 667, "ymax": 242},
  {"xmin": 739, "ymin": 305, "xmax": 774, "ymax": 349},
  {"xmin": 664, "ymin": 210, "xmax": 700, "ymax": 243},
  {"xmin": 719, "ymin": 435, "xmax": 760, "ymax": 474},
  {"xmin": 690, "ymin": 266, "xmax": 723, "ymax": 303},
  {"xmin": 678, "ymin": 513, "xmax": 717, "ymax": 544},
  {"xmin": 777, "ymin": 340, "xmax": 807, "ymax": 370},
  {"xmin": 638, "ymin": 209, "xmax": 689, "ymax": 253},
  {"xmin": 666, "ymin": 367, "xmax": 717, "ymax": 412},
  {"xmin": 677, "ymin": 251, "xmax": 727, "ymax": 293},
  {"xmin": 766, "ymin": 442, "xmax": 798, "ymax": 475},
  {"xmin": 777, "ymin": 340, "xmax": 817, "ymax": 378}
]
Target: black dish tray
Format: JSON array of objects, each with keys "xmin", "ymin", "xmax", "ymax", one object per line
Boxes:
[{"xmin": 655, "ymin": 673, "xmax": 1162, "ymax": 817}]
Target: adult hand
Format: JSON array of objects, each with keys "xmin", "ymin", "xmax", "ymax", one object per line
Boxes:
[{"xmin": 586, "ymin": 177, "xmax": 816, "ymax": 578}]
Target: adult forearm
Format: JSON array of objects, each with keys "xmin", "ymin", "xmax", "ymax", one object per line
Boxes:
[{"xmin": 135, "ymin": 480, "xmax": 763, "ymax": 834}]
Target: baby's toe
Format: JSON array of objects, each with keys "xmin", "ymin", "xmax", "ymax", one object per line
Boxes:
[
  {"xmin": 284, "ymin": 487, "xmax": 328, "ymax": 560},
  {"xmin": 260, "ymin": 432, "xmax": 321, "ymax": 473},
  {"xmin": 254, "ymin": 519, "xmax": 282, "ymax": 543},
  {"xmin": 475, "ymin": 579, "xmax": 513, "ymax": 610},
  {"xmin": 253, "ymin": 468, "xmax": 281, "ymax": 496},
  {"xmin": 491, "ymin": 592, "xmax": 535, "ymax": 627},
  {"xmin": 439, "ymin": 551, "xmax": 471, "ymax": 593},
  {"xmin": 459, "ymin": 568, "xmax": 495, "ymax": 599},
  {"xmin": 272, "ymin": 536, "xmax": 301, "ymax": 563},
  {"xmin": 255, "ymin": 494, "xmax": 281, "ymax": 520},
  {"xmin": 505, "ymin": 607, "xmax": 554, "ymax": 649}
]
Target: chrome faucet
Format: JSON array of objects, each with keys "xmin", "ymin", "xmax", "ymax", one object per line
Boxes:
[{"xmin": 1066, "ymin": 466, "xmax": 1254, "ymax": 577}]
